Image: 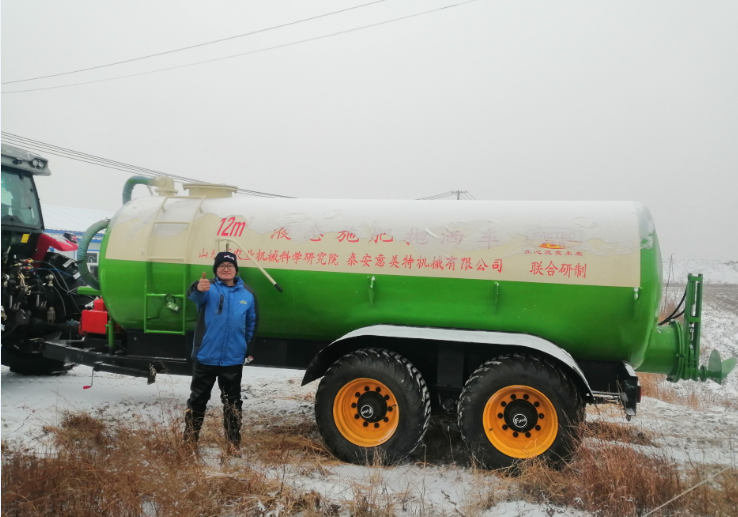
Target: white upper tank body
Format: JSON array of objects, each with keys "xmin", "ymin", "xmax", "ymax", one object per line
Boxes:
[{"xmin": 105, "ymin": 194, "xmax": 655, "ymax": 288}]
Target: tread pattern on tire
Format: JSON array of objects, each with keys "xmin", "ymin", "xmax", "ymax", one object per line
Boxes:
[
  {"xmin": 1, "ymin": 347, "xmax": 70, "ymax": 376},
  {"xmin": 315, "ymin": 348, "xmax": 431, "ymax": 464},
  {"xmin": 457, "ymin": 353, "xmax": 585, "ymax": 469}
]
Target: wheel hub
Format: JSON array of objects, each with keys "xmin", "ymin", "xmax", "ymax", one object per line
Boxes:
[
  {"xmin": 332, "ymin": 378, "xmax": 399, "ymax": 447},
  {"xmin": 504, "ymin": 399, "xmax": 538, "ymax": 433},
  {"xmin": 357, "ymin": 391, "xmax": 387, "ymax": 423},
  {"xmin": 482, "ymin": 385, "xmax": 559, "ymax": 458}
]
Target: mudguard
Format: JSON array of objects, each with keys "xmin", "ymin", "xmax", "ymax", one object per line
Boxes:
[{"xmin": 301, "ymin": 324, "xmax": 593, "ymax": 400}]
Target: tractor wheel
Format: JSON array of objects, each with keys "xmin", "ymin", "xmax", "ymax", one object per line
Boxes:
[
  {"xmin": 315, "ymin": 348, "xmax": 431, "ymax": 464},
  {"xmin": 458, "ymin": 354, "xmax": 584, "ymax": 469},
  {"xmin": 2, "ymin": 346, "xmax": 71, "ymax": 375}
]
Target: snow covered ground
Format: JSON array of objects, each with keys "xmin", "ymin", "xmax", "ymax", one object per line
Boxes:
[
  {"xmin": 2, "ymin": 365, "xmax": 591, "ymax": 516},
  {"xmin": 2, "ymin": 282, "xmax": 737, "ymax": 516},
  {"xmin": 663, "ymin": 258, "xmax": 738, "ymax": 285}
]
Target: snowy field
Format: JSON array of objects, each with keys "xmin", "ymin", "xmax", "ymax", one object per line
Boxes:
[
  {"xmin": 2, "ymin": 266, "xmax": 737, "ymax": 516},
  {"xmin": 2, "ymin": 365, "xmax": 592, "ymax": 516},
  {"xmin": 662, "ymin": 258, "xmax": 738, "ymax": 285}
]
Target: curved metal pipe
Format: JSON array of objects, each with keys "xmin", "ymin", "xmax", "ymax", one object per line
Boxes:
[
  {"xmin": 78, "ymin": 219, "xmax": 109, "ymax": 291},
  {"xmin": 122, "ymin": 176, "xmax": 154, "ymax": 205}
]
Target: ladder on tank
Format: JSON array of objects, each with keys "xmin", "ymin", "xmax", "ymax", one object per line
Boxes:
[{"xmin": 143, "ymin": 196, "xmax": 205, "ymax": 335}]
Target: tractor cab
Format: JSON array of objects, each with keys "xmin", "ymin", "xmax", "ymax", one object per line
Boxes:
[{"xmin": 1, "ymin": 143, "xmax": 48, "ymax": 257}]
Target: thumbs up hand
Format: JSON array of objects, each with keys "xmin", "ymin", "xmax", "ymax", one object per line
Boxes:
[{"xmin": 197, "ymin": 271, "xmax": 211, "ymax": 292}]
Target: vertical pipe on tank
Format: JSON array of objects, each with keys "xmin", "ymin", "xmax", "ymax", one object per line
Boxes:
[
  {"xmin": 78, "ymin": 219, "xmax": 109, "ymax": 291},
  {"xmin": 122, "ymin": 176, "xmax": 155, "ymax": 204},
  {"xmin": 106, "ymin": 314, "xmax": 115, "ymax": 353}
]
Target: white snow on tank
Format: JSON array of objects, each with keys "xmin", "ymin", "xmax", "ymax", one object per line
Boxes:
[{"xmin": 106, "ymin": 197, "xmax": 653, "ymax": 288}]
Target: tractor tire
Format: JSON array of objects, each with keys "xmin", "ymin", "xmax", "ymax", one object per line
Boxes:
[
  {"xmin": 2, "ymin": 346, "xmax": 71, "ymax": 375},
  {"xmin": 458, "ymin": 354, "xmax": 584, "ymax": 469},
  {"xmin": 315, "ymin": 348, "xmax": 431, "ymax": 464}
]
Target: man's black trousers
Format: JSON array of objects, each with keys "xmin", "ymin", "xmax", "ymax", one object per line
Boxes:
[{"xmin": 185, "ymin": 361, "xmax": 243, "ymax": 445}]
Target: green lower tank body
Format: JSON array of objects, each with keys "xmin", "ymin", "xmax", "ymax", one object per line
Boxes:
[{"xmin": 100, "ymin": 259, "xmax": 658, "ymax": 368}]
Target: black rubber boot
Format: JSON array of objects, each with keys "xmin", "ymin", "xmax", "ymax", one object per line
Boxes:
[
  {"xmin": 223, "ymin": 403, "xmax": 242, "ymax": 447},
  {"xmin": 184, "ymin": 409, "xmax": 205, "ymax": 444}
]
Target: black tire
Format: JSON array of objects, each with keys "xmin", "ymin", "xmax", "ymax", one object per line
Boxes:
[
  {"xmin": 458, "ymin": 354, "xmax": 584, "ymax": 469},
  {"xmin": 315, "ymin": 348, "xmax": 431, "ymax": 464},
  {"xmin": 2, "ymin": 346, "xmax": 71, "ymax": 375}
]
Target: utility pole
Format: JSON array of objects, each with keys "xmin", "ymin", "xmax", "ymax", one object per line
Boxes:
[
  {"xmin": 417, "ymin": 190, "xmax": 474, "ymax": 200},
  {"xmin": 452, "ymin": 190, "xmax": 466, "ymax": 200}
]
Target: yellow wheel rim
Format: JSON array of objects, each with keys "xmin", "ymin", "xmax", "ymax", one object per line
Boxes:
[
  {"xmin": 333, "ymin": 378, "xmax": 399, "ymax": 447},
  {"xmin": 483, "ymin": 385, "xmax": 558, "ymax": 459}
]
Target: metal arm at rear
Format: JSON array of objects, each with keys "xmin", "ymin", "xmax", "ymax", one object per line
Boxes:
[
  {"xmin": 668, "ymin": 274, "xmax": 702, "ymax": 381},
  {"xmin": 683, "ymin": 273, "xmax": 703, "ymax": 378},
  {"xmin": 668, "ymin": 274, "xmax": 736, "ymax": 383}
]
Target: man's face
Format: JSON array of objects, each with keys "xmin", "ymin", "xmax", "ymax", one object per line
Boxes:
[{"xmin": 216, "ymin": 263, "xmax": 237, "ymax": 282}]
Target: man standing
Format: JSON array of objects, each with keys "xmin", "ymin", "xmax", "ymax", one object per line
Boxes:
[{"xmin": 184, "ymin": 251, "xmax": 257, "ymax": 450}]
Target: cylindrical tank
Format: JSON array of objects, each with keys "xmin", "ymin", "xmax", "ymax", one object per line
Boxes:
[{"xmin": 98, "ymin": 190, "xmax": 672, "ymax": 372}]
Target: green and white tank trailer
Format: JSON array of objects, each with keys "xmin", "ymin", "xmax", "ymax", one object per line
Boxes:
[{"xmin": 47, "ymin": 178, "xmax": 735, "ymax": 469}]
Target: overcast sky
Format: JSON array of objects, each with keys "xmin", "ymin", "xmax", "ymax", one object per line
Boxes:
[{"xmin": 2, "ymin": 1, "xmax": 736, "ymax": 260}]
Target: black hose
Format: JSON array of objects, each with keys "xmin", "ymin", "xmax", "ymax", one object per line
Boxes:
[
  {"xmin": 35, "ymin": 261, "xmax": 82, "ymax": 317},
  {"xmin": 658, "ymin": 289, "xmax": 687, "ymax": 325},
  {"xmin": 37, "ymin": 262, "xmax": 76, "ymax": 291},
  {"xmin": 669, "ymin": 309, "xmax": 685, "ymax": 321}
]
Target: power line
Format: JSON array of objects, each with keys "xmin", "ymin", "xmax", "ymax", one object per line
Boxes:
[
  {"xmin": 6, "ymin": 133, "xmax": 481, "ymax": 202},
  {"xmin": 417, "ymin": 190, "xmax": 476, "ymax": 200},
  {"xmin": 3, "ymin": 135, "xmax": 291, "ymax": 198},
  {"xmin": 3, "ymin": 132, "xmax": 205, "ymax": 185},
  {"xmin": 2, "ymin": 0, "xmax": 480, "ymax": 95},
  {"xmin": 5, "ymin": 133, "xmax": 480, "ymax": 201},
  {"xmin": 1, "ymin": 132, "xmax": 293, "ymax": 198},
  {"xmin": 2, "ymin": 0, "xmax": 385, "ymax": 85},
  {"xmin": 418, "ymin": 191, "xmax": 455, "ymax": 200},
  {"xmin": 3, "ymin": 133, "xmax": 180, "ymax": 178}
]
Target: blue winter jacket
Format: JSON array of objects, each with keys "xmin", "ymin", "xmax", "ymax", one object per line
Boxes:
[{"xmin": 187, "ymin": 276, "xmax": 258, "ymax": 366}]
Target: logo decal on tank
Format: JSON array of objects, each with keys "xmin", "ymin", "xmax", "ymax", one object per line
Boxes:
[{"xmin": 527, "ymin": 227, "xmax": 582, "ymax": 250}]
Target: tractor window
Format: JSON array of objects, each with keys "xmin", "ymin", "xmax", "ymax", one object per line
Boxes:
[{"xmin": 1, "ymin": 168, "xmax": 42, "ymax": 229}]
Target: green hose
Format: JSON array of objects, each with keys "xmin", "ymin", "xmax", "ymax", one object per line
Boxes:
[
  {"xmin": 122, "ymin": 176, "xmax": 154, "ymax": 204},
  {"xmin": 78, "ymin": 219, "xmax": 109, "ymax": 291}
]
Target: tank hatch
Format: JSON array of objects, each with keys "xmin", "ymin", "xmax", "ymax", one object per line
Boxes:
[{"xmin": 182, "ymin": 183, "xmax": 237, "ymax": 198}]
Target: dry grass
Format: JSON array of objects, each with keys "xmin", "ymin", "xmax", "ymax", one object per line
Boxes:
[
  {"xmin": 584, "ymin": 420, "xmax": 654, "ymax": 446},
  {"xmin": 640, "ymin": 371, "xmax": 738, "ymax": 410},
  {"xmin": 458, "ymin": 472, "xmax": 506, "ymax": 517},
  {"xmin": 1, "ymin": 411, "xmax": 314, "ymax": 517},
  {"xmin": 511, "ymin": 437, "xmax": 738, "ymax": 517},
  {"xmin": 3, "ymin": 405, "xmax": 736, "ymax": 516},
  {"xmin": 508, "ymin": 419, "xmax": 738, "ymax": 517},
  {"xmin": 237, "ymin": 413, "xmax": 332, "ymax": 464},
  {"xmin": 640, "ymin": 372, "xmax": 686, "ymax": 405},
  {"xmin": 346, "ymin": 470, "xmax": 396, "ymax": 517}
]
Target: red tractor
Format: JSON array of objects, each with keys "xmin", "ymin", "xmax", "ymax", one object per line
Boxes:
[{"xmin": 1, "ymin": 143, "xmax": 93, "ymax": 374}]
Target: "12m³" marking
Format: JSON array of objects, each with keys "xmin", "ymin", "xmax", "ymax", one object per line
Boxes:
[{"xmin": 216, "ymin": 217, "xmax": 246, "ymax": 237}]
